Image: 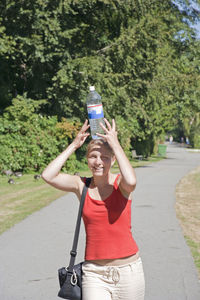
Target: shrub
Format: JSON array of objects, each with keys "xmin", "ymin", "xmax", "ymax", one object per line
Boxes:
[{"xmin": 0, "ymin": 96, "xmax": 84, "ymax": 173}]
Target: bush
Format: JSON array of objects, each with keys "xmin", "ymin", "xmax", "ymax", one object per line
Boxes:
[
  {"xmin": 0, "ymin": 96, "xmax": 84, "ymax": 173},
  {"xmin": 189, "ymin": 114, "xmax": 200, "ymax": 149},
  {"xmin": 192, "ymin": 133, "xmax": 200, "ymax": 149},
  {"xmin": 132, "ymin": 134, "xmax": 155, "ymax": 158}
]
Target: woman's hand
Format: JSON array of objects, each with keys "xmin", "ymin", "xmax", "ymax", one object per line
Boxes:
[
  {"xmin": 98, "ymin": 118, "xmax": 136, "ymax": 196},
  {"xmin": 97, "ymin": 118, "xmax": 119, "ymax": 148},
  {"xmin": 72, "ymin": 120, "xmax": 90, "ymax": 150}
]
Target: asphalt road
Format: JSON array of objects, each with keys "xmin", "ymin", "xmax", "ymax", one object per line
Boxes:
[{"xmin": 0, "ymin": 143, "xmax": 200, "ymax": 300}]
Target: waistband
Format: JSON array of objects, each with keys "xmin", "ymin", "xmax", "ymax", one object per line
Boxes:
[
  {"xmin": 82, "ymin": 257, "xmax": 143, "ymax": 285},
  {"xmin": 85, "ymin": 252, "xmax": 140, "ymax": 267},
  {"xmin": 84, "ymin": 255, "xmax": 141, "ymax": 269}
]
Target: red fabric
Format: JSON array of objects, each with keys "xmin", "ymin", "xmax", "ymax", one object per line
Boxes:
[{"xmin": 82, "ymin": 175, "xmax": 139, "ymax": 260}]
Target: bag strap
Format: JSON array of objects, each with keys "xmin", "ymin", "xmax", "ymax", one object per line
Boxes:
[{"xmin": 68, "ymin": 177, "xmax": 91, "ymax": 273}]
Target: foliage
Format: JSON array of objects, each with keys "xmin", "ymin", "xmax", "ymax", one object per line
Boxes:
[
  {"xmin": 56, "ymin": 117, "xmax": 81, "ymax": 139},
  {"xmin": 0, "ymin": 96, "xmax": 83, "ymax": 173},
  {"xmin": 189, "ymin": 113, "xmax": 200, "ymax": 148},
  {"xmin": 0, "ymin": 0, "xmax": 200, "ymax": 167}
]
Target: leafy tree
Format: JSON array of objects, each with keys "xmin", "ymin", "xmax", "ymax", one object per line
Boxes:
[{"xmin": 0, "ymin": 0, "xmax": 200, "ymax": 164}]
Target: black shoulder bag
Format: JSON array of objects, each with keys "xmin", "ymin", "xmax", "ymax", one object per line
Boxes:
[{"xmin": 58, "ymin": 178, "xmax": 91, "ymax": 300}]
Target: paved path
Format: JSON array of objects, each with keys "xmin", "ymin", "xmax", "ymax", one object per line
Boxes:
[{"xmin": 0, "ymin": 144, "xmax": 200, "ymax": 300}]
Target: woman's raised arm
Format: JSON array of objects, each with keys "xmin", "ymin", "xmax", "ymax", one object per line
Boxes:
[
  {"xmin": 97, "ymin": 119, "xmax": 136, "ymax": 196},
  {"xmin": 41, "ymin": 120, "xmax": 90, "ymax": 194}
]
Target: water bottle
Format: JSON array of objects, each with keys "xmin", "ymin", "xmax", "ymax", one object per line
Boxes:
[{"xmin": 87, "ymin": 86, "xmax": 105, "ymax": 139}]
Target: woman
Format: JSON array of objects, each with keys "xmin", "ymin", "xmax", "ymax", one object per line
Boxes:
[{"xmin": 42, "ymin": 118, "xmax": 145, "ymax": 300}]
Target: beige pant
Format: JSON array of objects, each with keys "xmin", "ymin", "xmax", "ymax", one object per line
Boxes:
[{"xmin": 82, "ymin": 257, "xmax": 145, "ymax": 300}]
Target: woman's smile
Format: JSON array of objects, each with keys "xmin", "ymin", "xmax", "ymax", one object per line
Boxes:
[
  {"xmin": 93, "ymin": 166, "xmax": 104, "ymax": 172},
  {"xmin": 87, "ymin": 146, "xmax": 113, "ymax": 176}
]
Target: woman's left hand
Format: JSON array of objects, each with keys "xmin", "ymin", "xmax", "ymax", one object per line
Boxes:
[
  {"xmin": 98, "ymin": 118, "xmax": 136, "ymax": 194},
  {"xmin": 97, "ymin": 118, "xmax": 119, "ymax": 148}
]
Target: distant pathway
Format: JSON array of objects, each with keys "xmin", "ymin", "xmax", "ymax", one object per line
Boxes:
[{"xmin": 0, "ymin": 143, "xmax": 200, "ymax": 300}]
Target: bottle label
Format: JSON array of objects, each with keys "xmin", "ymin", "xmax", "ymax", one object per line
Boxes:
[{"xmin": 87, "ymin": 104, "xmax": 104, "ymax": 119}]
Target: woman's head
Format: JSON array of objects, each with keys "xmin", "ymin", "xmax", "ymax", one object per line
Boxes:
[
  {"xmin": 86, "ymin": 139, "xmax": 115, "ymax": 176},
  {"xmin": 86, "ymin": 139, "xmax": 114, "ymax": 158}
]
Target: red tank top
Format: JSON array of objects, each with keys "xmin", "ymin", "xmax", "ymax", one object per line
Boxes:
[{"xmin": 82, "ymin": 175, "xmax": 139, "ymax": 260}]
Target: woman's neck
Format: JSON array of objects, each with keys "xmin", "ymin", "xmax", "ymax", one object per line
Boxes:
[{"xmin": 93, "ymin": 173, "xmax": 112, "ymax": 188}]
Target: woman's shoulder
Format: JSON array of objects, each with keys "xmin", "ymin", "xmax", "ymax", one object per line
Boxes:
[
  {"xmin": 81, "ymin": 176, "xmax": 87, "ymax": 183},
  {"xmin": 81, "ymin": 176, "xmax": 92, "ymax": 185}
]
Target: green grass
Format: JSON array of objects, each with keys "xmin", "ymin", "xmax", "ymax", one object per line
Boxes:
[
  {"xmin": 113, "ymin": 155, "xmax": 163, "ymax": 172},
  {"xmin": 0, "ymin": 155, "xmax": 162, "ymax": 235},
  {"xmin": 185, "ymin": 236, "xmax": 200, "ymax": 273},
  {"xmin": 0, "ymin": 174, "xmax": 66, "ymax": 234}
]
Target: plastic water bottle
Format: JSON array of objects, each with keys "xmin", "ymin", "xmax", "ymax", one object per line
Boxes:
[{"xmin": 87, "ymin": 86, "xmax": 105, "ymax": 139}]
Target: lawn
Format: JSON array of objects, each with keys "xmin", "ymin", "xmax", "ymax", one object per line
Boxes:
[
  {"xmin": 0, "ymin": 155, "xmax": 162, "ymax": 235},
  {"xmin": 0, "ymin": 174, "xmax": 66, "ymax": 235},
  {"xmin": 176, "ymin": 166, "xmax": 200, "ymax": 278}
]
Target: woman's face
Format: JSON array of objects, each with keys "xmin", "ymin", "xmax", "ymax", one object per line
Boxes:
[{"xmin": 87, "ymin": 145, "xmax": 115, "ymax": 176}]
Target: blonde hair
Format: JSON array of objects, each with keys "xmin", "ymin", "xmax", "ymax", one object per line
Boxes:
[{"xmin": 86, "ymin": 139, "xmax": 114, "ymax": 157}]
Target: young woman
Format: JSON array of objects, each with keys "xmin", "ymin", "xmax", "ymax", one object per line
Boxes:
[{"xmin": 42, "ymin": 118, "xmax": 145, "ymax": 300}]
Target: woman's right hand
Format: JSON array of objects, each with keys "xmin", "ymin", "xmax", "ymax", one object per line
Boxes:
[
  {"xmin": 72, "ymin": 120, "xmax": 90, "ymax": 150},
  {"xmin": 42, "ymin": 120, "xmax": 90, "ymax": 196}
]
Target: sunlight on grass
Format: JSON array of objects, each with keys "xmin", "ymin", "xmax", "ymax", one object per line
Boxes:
[
  {"xmin": 0, "ymin": 155, "xmax": 162, "ymax": 235},
  {"xmin": 0, "ymin": 175, "xmax": 65, "ymax": 234},
  {"xmin": 176, "ymin": 167, "xmax": 200, "ymax": 278}
]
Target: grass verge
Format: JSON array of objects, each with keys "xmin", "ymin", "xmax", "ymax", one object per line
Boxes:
[
  {"xmin": 0, "ymin": 174, "xmax": 65, "ymax": 235},
  {"xmin": 0, "ymin": 155, "xmax": 162, "ymax": 235},
  {"xmin": 176, "ymin": 166, "xmax": 200, "ymax": 278}
]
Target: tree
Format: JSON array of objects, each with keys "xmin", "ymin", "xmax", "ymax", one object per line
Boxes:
[{"xmin": 0, "ymin": 0, "xmax": 200, "ymax": 162}]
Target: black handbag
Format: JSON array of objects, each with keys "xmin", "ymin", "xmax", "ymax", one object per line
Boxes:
[{"xmin": 58, "ymin": 178, "xmax": 91, "ymax": 300}]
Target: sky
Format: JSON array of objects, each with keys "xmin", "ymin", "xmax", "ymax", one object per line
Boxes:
[
  {"xmin": 190, "ymin": 0, "xmax": 200, "ymax": 38},
  {"xmin": 173, "ymin": 0, "xmax": 200, "ymax": 39},
  {"xmin": 192, "ymin": 22, "xmax": 200, "ymax": 38}
]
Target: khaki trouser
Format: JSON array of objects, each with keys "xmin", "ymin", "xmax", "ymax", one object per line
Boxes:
[{"xmin": 82, "ymin": 257, "xmax": 145, "ymax": 300}]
